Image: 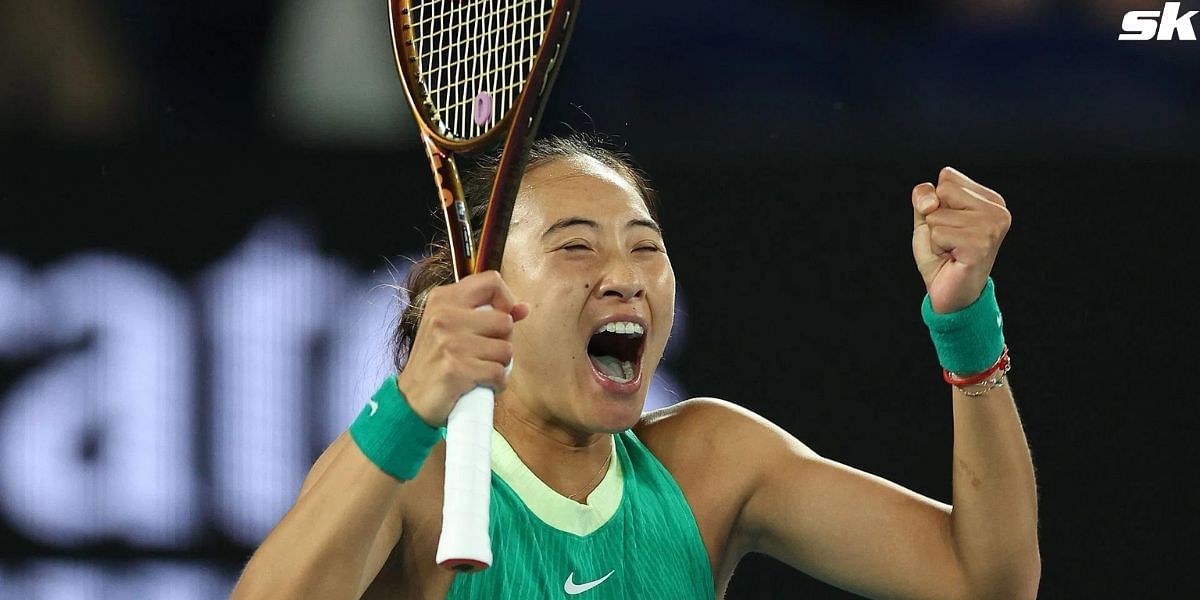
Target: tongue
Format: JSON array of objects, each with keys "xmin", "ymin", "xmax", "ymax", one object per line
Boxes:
[{"xmin": 592, "ymin": 355, "xmax": 631, "ymax": 382}]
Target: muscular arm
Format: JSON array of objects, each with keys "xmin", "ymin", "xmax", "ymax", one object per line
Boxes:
[
  {"xmin": 229, "ymin": 272, "xmax": 524, "ymax": 600},
  {"xmin": 732, "ymin": 165, "xmax": 1038, "ymax": 598},
  {"xmin": 229, "ymin": 432, "xmax": 408, "ymax": 600},
  {"xmin": 945, "ymin": 383, "xmax": 1039, "ymax": 597},
  {"xmin": 735, "ymin": 382, "xmax": 1038, "ymax": 600}
]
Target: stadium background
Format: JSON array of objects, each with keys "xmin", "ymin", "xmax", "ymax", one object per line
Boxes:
[{"xmin": 2, "ymin": 1, "xmax": 1197, "ymax": 597}]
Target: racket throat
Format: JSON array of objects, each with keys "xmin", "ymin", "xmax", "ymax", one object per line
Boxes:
[{"xmin": 421, "ymin": 133, "xmax": 477, "ymax": 279}]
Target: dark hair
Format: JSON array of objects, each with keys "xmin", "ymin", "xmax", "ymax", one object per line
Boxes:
[{"xmin": 392, "ymin": 133, "xmax": 659, "ymax": 370}]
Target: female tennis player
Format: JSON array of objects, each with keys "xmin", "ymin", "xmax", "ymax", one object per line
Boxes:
[{"xmin": 231, "ymin": 136, "xmax": 1040, "ymax": 599}]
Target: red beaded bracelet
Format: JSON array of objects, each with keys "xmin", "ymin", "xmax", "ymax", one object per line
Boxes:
[{"xmin": 943, "ymin": 345, "xmax": 1010, "ymax": 386}]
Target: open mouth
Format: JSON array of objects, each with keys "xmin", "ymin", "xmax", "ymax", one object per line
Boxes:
[{"xmin": 586, "ymin": 321, "xmax": 646, "ymax": 385}]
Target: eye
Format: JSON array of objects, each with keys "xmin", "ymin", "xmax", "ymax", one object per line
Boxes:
[
  {"xmin": 561, "ymin": 242, "xmax": 593, "ymax": 252},
  {"xmin": 634, "ymin": 243, "xmax": 663, "ymax": 253}
]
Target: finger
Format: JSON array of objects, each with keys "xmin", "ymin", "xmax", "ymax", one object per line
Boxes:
[
  {"xmin": 924, "ymin": 207, "xmax": 979, "ymax": 229},
  {"xmin": 449, "ymin": 306, "xmax": 515, "ymax": 338},
  {"xmin": 457, "ymin": 270, "xmax": 518, "ymax": 313},
  {"xmin": 938, "ymin": 166, "xmax": 1006, "ymax": 208},
  {"xmin": 912, "ymin": 222, "xmax": 941, "ymax": 262},
  {"xmin": 929, "ymin": 225, "xmax": 961, "ymax": 257},
  {"xmin": 467, "ymin": 336, "xmax": 514, "ymax": 365},
  {"xmin": 934, "ymin": 179, "xmax": 995, "ymax": 211},
  {"xmin": 912, "ymin": 182, "xmax": 939, "ymax": 229},
  {"xmin": 928, "ymin": 225, "xmax": 988, "ymax": 263},
  {"xmin": 510, "ymin": 302, "xmax": 531, "ymax": 323},
  {"xmin": 467, "ymin": 357, "xmax": 510, "ymax": 390}
]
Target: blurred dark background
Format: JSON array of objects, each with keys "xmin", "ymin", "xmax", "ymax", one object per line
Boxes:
[{"xmin": 2, "ymin": 0, "xmax": 1197, "ymax": 598}]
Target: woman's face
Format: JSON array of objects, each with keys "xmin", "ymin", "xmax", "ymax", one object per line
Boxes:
[{"xmin": 499, "ymin": 155, "xmax": 675, "ymax": 433}]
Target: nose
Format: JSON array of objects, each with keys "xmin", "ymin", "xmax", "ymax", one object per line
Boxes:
[{"xmin": 596, "ymin": 257, "xmax": 645, "ymax": 301}]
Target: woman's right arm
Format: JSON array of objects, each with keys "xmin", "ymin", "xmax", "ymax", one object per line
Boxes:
[
  {"xmin": 230, "ymin": 432, "xmax": 410, "ymax": 599},
  {"xmin": 230, "ymin": 271, "xmax": 528, "ymax": 599}
]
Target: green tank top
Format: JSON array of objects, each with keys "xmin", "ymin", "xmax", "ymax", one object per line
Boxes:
[{"xmin": 446, "ymin": 429, "xmax": 715, "ymax": 599}]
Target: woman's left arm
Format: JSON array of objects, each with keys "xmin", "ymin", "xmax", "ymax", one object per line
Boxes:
[
  {"xmin": 733, "ymin": 166, "xmax": 1038, "ymax": 599},
  {"xmin": 727, "ymin": 380, "xmax": 1037, "ymax": 600}
]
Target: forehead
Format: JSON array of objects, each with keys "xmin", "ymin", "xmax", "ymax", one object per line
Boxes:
[{"xmin": 510, "ymin": 156, "xmax": 652, "ymax": 228}]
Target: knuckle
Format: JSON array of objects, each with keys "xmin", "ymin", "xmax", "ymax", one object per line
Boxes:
[
  {"xmin": 490, "ymin": 363, "xmax": 508, "ymax": 383},
  {"xmin": 496, "ymin": 311, "xmax": 515, "ymax": 332},
  {"xmin": 481, "ymin": 308, "xmax": 509, "ymax": 327},
  {"xmin": 481, "ymin": 311, "xmax": 510, "ymax": 335},
  {"xmin": 425, "ymin": 287, "xmax": 449, "ymax": 309},
  {"xmin": 999, "ymin": 208, "xmax": 1013, "ymax": 228},
  {"xmin": 427, "ymin": 314, "xmax": 448, "ymax": 330}
]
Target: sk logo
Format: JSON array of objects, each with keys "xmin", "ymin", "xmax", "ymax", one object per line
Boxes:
[{"xmin": 1120, "ymin": 2, "xmax": 1198, "ymax": 40}]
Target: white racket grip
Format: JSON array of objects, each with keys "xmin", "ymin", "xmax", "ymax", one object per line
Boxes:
[{"xmin": 435, "ymin": 385, "xmax": 494, "ymax": 570}]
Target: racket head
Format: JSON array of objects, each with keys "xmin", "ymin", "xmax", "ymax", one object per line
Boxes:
[
  {"xmin": 390, "ymin": 0, "xmax": 565, "ymax": 153},
  {"xmin": 391, "ymin": 0, "xmax": 580, "ymax": 277}
]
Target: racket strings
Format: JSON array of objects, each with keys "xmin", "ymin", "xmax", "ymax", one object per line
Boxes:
[
  {"xmin": 408, "ymin": 0, "xmax": 554, "ymax": 141},
  {"xmin": 411, "ymin": 7, "xmax": 547, "ymax": 44},
  {"xmin": 419, "ymin": 28, "xmax": 545, "ymax": 82},
  {"xmin": 441, "ymin": 78, "xmax": 527, "ymax": 113}
]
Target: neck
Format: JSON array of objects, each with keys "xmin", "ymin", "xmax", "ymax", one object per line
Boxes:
[{"xmin": 494, "ymin": 395, "xmax": 613, "ymax": 503}]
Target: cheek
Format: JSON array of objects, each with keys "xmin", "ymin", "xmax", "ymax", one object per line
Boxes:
[
  {"xmin": 650, "ymin": 266, "xmax": 676, "ymax": 353},
  {"xmin": 511, "ymin": 279, "xmax": 589, "ymax": 351},
  {"xmin": 651, "ymin": 260, "xmax": 676, "ymax": 303},
  {"xmin": 524, "ymin": 258, "xmax": 598, "ymax": 302}
]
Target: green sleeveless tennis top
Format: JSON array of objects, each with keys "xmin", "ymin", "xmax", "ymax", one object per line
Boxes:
[{"xmin": 446, "ymin": 428, "xmax": 715, "ymax": 599}]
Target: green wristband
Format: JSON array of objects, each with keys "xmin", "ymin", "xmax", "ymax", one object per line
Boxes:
[
  {"xmin": 349, "ymin": 374, "xmax": 444, "ymax": 481},
  {"xmin": 921, "ymin": 278, "xmax": 1005, "ymax": 374}
]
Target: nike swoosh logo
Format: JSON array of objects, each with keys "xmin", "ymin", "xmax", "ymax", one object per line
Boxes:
[
  {"xmin": 564, "ymin": 570, "xmax": 614, "ymax": 595},
  {"xmin": 367, "ymin": 399, "xmax": 379, "ymax": 416}
]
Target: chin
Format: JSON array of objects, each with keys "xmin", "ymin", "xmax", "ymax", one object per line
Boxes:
[{"xmin": 587, "ymin": 391, "xmax": 648, "ymax": 433}]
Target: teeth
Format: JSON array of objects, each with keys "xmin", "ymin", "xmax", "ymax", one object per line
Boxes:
[{"xmin": 594, "ymin": 321, "xmax": 644, "ymax": 336}]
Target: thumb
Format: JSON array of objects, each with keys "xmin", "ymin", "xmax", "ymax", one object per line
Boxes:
[
  {"xmin": 911, "ymin": 182, "xmax": 939, "ymax": 229},
  {"xmin": 510, "ymin": 302, "xmax": 532, "ymax": 323}
]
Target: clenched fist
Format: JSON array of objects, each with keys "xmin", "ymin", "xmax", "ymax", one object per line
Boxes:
[
  {"xmin": 397, "ymin": 271, "xmax": 531, "ymax": 427},
  {"xmin": 911, "ymin": 167, "xmax": 1012, "ymax": 314}
]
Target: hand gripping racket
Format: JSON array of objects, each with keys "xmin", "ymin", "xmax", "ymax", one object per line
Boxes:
[{"xmin": 388, "ymin": 0, "xmax": 580, "ymax": 572}]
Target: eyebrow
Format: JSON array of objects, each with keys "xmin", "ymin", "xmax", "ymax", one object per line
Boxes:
[{"xmin": 541, "ymin": 217, "xmax": 662, "ymax": 239}]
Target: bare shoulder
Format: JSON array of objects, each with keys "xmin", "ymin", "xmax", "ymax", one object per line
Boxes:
[{"xmin": 635, "ymin": 397, "xmax": 818, "ymax": 470}]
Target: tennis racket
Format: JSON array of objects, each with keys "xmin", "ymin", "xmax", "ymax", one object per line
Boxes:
[{"xmin": 388, "ymin": 0, "xmax": 580, "ymax": 572}]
